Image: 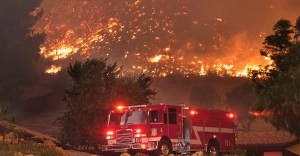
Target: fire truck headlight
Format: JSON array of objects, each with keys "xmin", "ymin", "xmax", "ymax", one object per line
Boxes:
[
  {"xmin": 148, "ymin": 141, "xmax": 156, "ymax": 149},
  {"xmin": 106, "ymin": 136, "xmax": 114, "ymax": 139},
  {"xmin": 134, "ymin": 134, "xmax": 141, "ymax": 137},
  {"xmin": 106, "ymin": 130, "xmax": 115, "ymax": 139},
  {"xmin": 141, "ymin": 143, "xmax": 147, "ymax": 149},
  {"xmin": 134, "ymin": 128, "xmax": 146, "ymax": 137},
  {"xmin": 134, "ymin": 134, "xmax": 147, "ymax": 137}
]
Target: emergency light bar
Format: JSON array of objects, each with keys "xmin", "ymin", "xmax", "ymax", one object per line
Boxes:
[{"xmin": 116, "ymin": 105, "xmax": 148, "ymax": 110}]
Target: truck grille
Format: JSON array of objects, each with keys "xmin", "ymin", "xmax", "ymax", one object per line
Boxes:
[{"xmin": 116, "ymin": 129, "xmax": 132, "ymax": 143}]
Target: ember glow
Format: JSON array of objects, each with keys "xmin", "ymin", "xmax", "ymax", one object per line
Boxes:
[
  {"xmin": 34, "ymin": 0, "xmax": 300, "ymax": 76},
  {"xmin": 249, "ymin": 111, "xmax": 271, "ymax": 117}
]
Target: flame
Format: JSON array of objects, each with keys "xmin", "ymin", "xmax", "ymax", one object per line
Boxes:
[
  {"xmin": 249, "ymin": 111, "xmax": 271, "ymax": 117},
  {"xmin": 45, "ymin": 65, "xmax": 62, "ymax": 74},
  {"xmin": 40, "ymin": 45, "xmax": 77, "ymax": 61},
  {"xmin": 35, "ymin": 0, "xmax": 276, "ymax": 77},
  {"xmin": 215, "ymin": 18, "xmax": 223, "ymax": 22},
  {"xmin": 149, "ymin": 55, "xmax": 162, "ymax": 63}
]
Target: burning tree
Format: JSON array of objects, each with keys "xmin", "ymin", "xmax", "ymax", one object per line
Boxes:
[
  {"xmin": 55, "ymin": 58, "xmax": 156, "ymax": 148},
  {"xmin": 251, "ymin": 16, "xmax": 300, "ymax": 136}
]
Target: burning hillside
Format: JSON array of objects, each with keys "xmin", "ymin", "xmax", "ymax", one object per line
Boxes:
[{"xmin": 34, "ymin": 0, "xmax": 300, "ymax": 76}]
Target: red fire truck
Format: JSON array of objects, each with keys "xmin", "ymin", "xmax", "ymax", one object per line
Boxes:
[{"xmin": 103, "ymin": 104, "xmax": 236, "ymax": 155}]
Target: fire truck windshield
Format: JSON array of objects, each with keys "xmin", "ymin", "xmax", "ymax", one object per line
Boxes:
[{"xmin": 109, "ymin": 110, "xmax": 147, "ymax": 125}]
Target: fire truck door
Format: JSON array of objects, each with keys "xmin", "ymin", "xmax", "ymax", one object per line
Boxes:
[
  {"xmin": 149, "ymin": 110, "xmax": 163, "ymax": 138},
  {"xmin": 165, "ymin": 107, "xmax": 182, "ymax": 139}
]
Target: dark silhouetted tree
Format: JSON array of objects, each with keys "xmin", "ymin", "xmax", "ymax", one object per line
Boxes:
[
  {"xmin": 226, "ymin": 82, "xmax": 257, "ymax": 130},
  {"xmin": 56, "ymin": 58, "xmax": 156, "ymax": 148},
  {"xmin": 251, "ymin": 16, "xmax": 300, "ymax": 136},
  {"xmin": 295, "ymin": 16, "xmax": 300, "ymax": 41},
  {"xmin": 189, "ymin": 85, "xmax": 220, "ymax": 108},
  {"xmin": 112, "ymin": 74, "xmax": 156, "ymax": 106}
]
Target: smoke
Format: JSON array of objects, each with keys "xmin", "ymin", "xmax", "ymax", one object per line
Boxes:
[
  {"xmin": 0, "ymin": 0, "xmax": 69, "ymax": 116},
  {"xmin": 1, "ymin": 0, "xmax": 300, "ymax": 116},
  {"xmin": 0, "ymin": 1, "xmax": 299, "ymax": 137}
]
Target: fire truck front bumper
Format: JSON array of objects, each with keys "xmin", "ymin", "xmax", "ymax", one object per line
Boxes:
[
  {"xmin": 103, "ymin": 144, "xmax": 134, "ymax": 152},
  {"xmin": 103, "ymin": 142, "xmax": 156, "ymax": 152}
]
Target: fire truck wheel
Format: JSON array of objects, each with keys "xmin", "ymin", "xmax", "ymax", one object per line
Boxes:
[
  {"xmin": 157, "ymin": 139, "xmax": 172, "ymax": 156},
  {"xmin": 207, "ymin": 143, "xmax": 219, "ymax": 156}
]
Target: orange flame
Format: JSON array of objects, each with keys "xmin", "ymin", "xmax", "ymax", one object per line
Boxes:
[
  {"xmin": 35, "ymin": 0, "xmax": 274, "ymax": 77},
  {"xmin": 45, "ymin": 65, "xmax": 62, "ymax": 74}
]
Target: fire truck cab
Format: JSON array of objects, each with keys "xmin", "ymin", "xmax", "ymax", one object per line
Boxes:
[{"xmin": 103, "ymin": 104, "xmax": 236, "ymax": 155}]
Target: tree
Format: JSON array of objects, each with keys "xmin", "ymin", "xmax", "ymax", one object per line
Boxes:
[
  {"xmin": 295, "ymin": 16, "xmax": 300, "ymax": 41},
  {"xmin": 251, "ymin": 16, "xmax": 300, "ymax": 136},
  {"xmin": 56, "ymin": 58, "xmax": 156, "ymax": 148},
  {"xmin": 189, "ymin": 85, "xmax": 220, "ymax": 108},
  {"xmin": 226, "ymin": 82, "xmax": 256, "ymax": 130},
  {"xmin": 112, "ymin": 74, "xmax": 157, "ymax": 106}
]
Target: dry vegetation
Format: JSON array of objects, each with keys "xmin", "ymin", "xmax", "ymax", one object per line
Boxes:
[{"xmin": 0, "ymin": 121, "xmax": 66, "ymax": 156}]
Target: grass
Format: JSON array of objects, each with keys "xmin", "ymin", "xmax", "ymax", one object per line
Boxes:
[{"xmin": 0, "ymin": 141, "xmax": 63, "ymax": 156}]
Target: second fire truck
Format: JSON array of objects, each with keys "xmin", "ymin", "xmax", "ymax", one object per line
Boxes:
[{"xmin": 104, "ymin": 104, "xmax": 236, "ymax": 155}]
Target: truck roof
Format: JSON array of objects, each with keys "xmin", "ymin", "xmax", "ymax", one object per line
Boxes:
[{"xmin": 112, "ymin": 104, "xmax": 234, "ymax": 116}]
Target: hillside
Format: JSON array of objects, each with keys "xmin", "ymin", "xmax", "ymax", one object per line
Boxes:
[
  {"xmin": 0, "ymin": 121, "xmax": 99, "ymax": 156},
  {"xmin": 152, "ymin": 74, "xmax": 250, "ymax": 105}
]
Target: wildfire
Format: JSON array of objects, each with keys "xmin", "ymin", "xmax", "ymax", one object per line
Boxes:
[
  {"xmin": 149, "ymin": 55, "xmax": 162, "ymax": 63},
  {"xmin": 215, "ymin": 18, "xmax": 223, "ymax": 22},
  {"xmin": 45, "ymin": 65, "xmax": 62, "ymax": 74},
  {"xmin": 41, "ymin": 46, "xmax": 77, "ymax": 61},
  {"xmin": 34, "ymin": 0, "xmax": 275, "ymax": 77},
  {"xmin": 249, "ymin": 111, "xmax": 271, "ymax": 117}
]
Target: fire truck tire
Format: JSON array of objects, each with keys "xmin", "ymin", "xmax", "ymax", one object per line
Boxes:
[
  {"xmin": 207, "ymin": 142, "xmax": 220, "ymax": 156},
  {"xmin": 156, "ymin": 139, "xmax": 172, "ymax": 156}
]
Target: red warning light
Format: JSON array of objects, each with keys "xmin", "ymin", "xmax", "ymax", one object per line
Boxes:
[
  {"xmin": 226, "ymin": 113, "xmax": 234, "ymax": 119},
  {"xmin": 136, "ymin": 129, "xmax": 141, "ymax": 133},
  {"xmin": 117, "ymin": 105, "xmax": 124, "ymax": 110},
  {"xmin": 107, "ymin": 131, "xmax": 114, "ymax": 135},
  {"xmin": 190, "ymin": 110, "xmax": 198, "ymax": 115}
]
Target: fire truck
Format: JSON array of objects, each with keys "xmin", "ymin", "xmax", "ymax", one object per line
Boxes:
[{"xmin": 103, "ymin": 104, "xmax": 236, "ymax": 155}]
